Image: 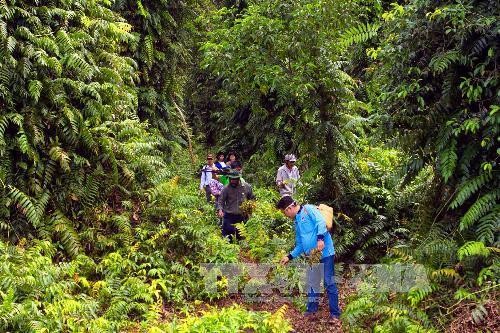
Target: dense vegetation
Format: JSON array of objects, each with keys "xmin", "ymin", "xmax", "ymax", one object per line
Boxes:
[{"xmin": 1, "ymin": 0, "xmax": 498, "ymax": 332}]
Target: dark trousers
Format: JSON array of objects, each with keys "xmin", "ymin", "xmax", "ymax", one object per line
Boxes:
[
  {"xmin": 306, "ymin": 255, "xmax": 341, "ymax": 317},
  {"xmin": 222, "ymin": 213, "xmax": 245, "ymax": 242},
  {"xmin": 204, "ymin": 185, "xmax": 211, "ymax": 203}
]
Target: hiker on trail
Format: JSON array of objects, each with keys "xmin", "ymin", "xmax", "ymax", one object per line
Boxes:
[
  {"xmin": 277, "ymin": 196, "xmax": 341, "ymax": 320},
  {"xmin": 276, "ymin": 154, "xmax": 300, "ymax": 197},
  {"xmin": 226, "ymin": 151, "xmax": 237, "ymax": 168},
  {"xmin": 229, "ymin": 160, "xmax": 246, "ymax": 184},
  {"xmin": 209, "ymin": 177, "xmax": 224, "ymax": 206},
  {"xmin": 215, "ymin": 151, "xmax": 227, "ymax": 169},
  {"xmin": 217, "ymin": 170, "xmax": 255, "ymax": 241},
  {"xmin": 199, "ymin": 154, "xmax": 218, "ymax": 203}
]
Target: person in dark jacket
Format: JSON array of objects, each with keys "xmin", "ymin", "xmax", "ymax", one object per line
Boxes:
[{"xmin": 217, "ymin": 170, "xmax": 255, "ymax": 241}]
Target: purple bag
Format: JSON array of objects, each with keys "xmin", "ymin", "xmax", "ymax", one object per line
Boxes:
[{"xmin": 209, "ymin": 179, "xmax": 224, "ymax": 196}]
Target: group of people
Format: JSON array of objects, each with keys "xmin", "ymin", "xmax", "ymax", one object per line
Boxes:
[
  {"xmin": 199, "ymin": 152, "xmax": 253, "ymax": 240},
  {"xmin": 198, "ymin": 151, "xmax": 340, "ymax": 322}
]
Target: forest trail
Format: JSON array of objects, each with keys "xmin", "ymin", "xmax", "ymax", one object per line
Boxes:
[
  {"xmin": 169, "ymin": 250, "xmax": 353, "ymax": 332},
  {"xmin": 226, "ymin": 254, "xmax": 350, "ymax": 332},
  {"xmin": 209, "ymin": 288, "xmax": 350, "ymax": 333}
]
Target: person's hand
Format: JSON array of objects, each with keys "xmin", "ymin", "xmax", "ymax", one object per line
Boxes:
[
  {"xmin": 280, "ymin": 255, "xmax": 290, "ymax": 265},
  {"xmin": 217, "ymin": 209, "xmax": 224, "ymax": 218},
  {"xmin": 317, "ymin": 239, "xmax": 325, "ymax": 251}
]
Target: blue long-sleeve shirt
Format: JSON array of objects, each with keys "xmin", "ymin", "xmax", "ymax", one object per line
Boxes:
[{"xmin": 290, "ymin": 204, "xmax": 334, "ymax": 259}]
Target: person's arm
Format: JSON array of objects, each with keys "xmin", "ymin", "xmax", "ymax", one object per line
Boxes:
[
  {"xmin": 212, "ymin": 166, "xmax": 219, "ymax": 180},
  {"xmin": 281, "ymin": 223, "xmax": 303, "ymax": 265},
  {"xmin": 247, "ymin": 184, "xmax": 256, "ymax": 200},
  {"xmin": 289, "ymin": 223, "xmax": 304, "ymax": 259},
  {"xmin": 276, "ymin": 168, "xmax": 284, "ymax": 187},
  {"xmin": 217, "ymin": 188, "xmax": 226, "ymax": 211}
]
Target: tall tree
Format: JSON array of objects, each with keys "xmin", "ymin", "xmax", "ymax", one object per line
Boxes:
[{"xmin": 198, "ymin": 0, "xmax": 365, "ymax": 200}]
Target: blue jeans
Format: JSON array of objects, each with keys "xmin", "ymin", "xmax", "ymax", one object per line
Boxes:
[{"xmin": 306, "ymin": 255, "xmax": 341, "ymax": 317}]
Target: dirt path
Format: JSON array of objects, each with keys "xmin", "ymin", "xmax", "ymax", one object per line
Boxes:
[
  {"xmin": 200, "ymin": 253, "xmax": 353, "ymax": 332},
  {"xmin": 208, "ymin": 285, "xmax": 352, "ymax": 333}
]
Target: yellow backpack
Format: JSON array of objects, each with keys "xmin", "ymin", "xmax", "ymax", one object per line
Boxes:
[{"xmin": 317, "ymin": 204, "xmax": 334, "ymax": 231}]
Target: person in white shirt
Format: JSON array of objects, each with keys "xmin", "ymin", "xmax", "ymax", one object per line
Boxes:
[
  {"xmin": 200, "ymin": 153, "xmax": 218, "ymax": 202},
  {"xmin": 276, "ymin": 154, "xmax": 300, "ymax": 197}
]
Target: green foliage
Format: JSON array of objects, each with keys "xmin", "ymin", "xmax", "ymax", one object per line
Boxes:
[
  {"xmin": 0, "ymin": 174, "xmax": 245, "ymax": 331},
  {"xmin": 334, "ymin": 144, "xmax": 411, "ymax": 263},
  {"xmin": 457, "ymin": 241, "xmax": 492, "ymax": 261},
  {"xmin": 196, "ymin": 0, "xmax": 365, "ymax": 200},
  {"xmin": 164, "ymin": 304, "xmax": 292, "ymax": 332},
  {"xmin": 343, "ymin": 281, "xmax": 437, "ymax": 332},
  {"xmin": 113, "ymin": 0, "xmax": 203, "ymax": 141},
  {"xmin": 450, "ymin": 173, "xmax": 493, "ymax": 209},
  {"xmin": 236, "ymin": 189, "xmax": 289, "ymax": 262},
  {"xmin": 2, "ymin": 0, "xmax": 499, "ymax": 331},
  {"xmin": 339, "ymin": 22, "xmax": 380, "ymax": 48},
  {"xmin": 366, "ymin": 0, "xmax": 499, "ymax": 247},
  {"xmin": 459, "ymin": 190, "xmax": 500, "ymax": 233},
  {"xmin": 0, "ymin": 240, "xmax": 157, "ymax": 332},
  {"xmin": 0, "ymin": 0, "xmax": 151, "ymax": 251},
  {"xmin": 344, "ymin": 2, "xmax": 500, "ymax": 329}
]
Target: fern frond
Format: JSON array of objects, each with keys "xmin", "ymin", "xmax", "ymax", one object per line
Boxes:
[
  {"xmin": 339, "ymin": 22, "xmax": 380, "ymax": 48},
  {"xmin": 460, "ymin": 189, "xmax": 500, "ymax": 230},
  {"xmin": 110, "ymin": 214, "xmax": 133, "ymax": 247},
  {"xmin": 431, "ymin": 268, "xmax": 459, "ymax": 281},
  {"xmin": 143, "ymin": 34, "xmax": 154, "ymax": 69},
  {"xmin": 457, "ymin": 241, "xmax": 490, "ymax": 260},
  {"xmin": 8, "ymin": 186, "xmax": 40, "ymax": 227},
  {"xmin": 450, "ymin": 173, "xmax": 492, "ymax": 209},
  {"xmin": 407, "ymin": 283, "xmax": 437, "ymax": 306},
  {"xmin": 55, "ymin": 30, "xmax": 74, "ymax": 53},
  {"xmin": 28, "ymin": 80, "xmax": 43, "ymax": 102},
  {"xmin": 438, "ymin": 139, "xmax": 457, "ymax": 183},
  {"xmin": 429, "ymin": 51, "xmax": 461, "ymax": 74},
  {"xmin": 51, "ymin": 210, "xmax": 82, "ymax": 257},
  {"xmin": 49, "ymin": 146, "xmax": 71, "ymax": 172},
  {"xmin": 476, "ymin": 205, "xmax": 500, "ymax": 245}
]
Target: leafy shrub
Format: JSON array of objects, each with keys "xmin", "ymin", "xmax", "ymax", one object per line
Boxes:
[{"xmin": 164, "ymin": 304, "xmax": 293, "ymax": 333}]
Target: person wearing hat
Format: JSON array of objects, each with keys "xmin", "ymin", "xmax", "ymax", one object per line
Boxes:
[
  {"xmin": 217, "ymin": 170, "xmax": 255, "ymax": 241},
  {"xmin": 229, "ymin": 160, "xmax": 246, "ymax": 184},
  {"xmin": 276, "ymin": 195, "xmax": 340, "ymax": 321},
  {"xmin": 276, "ymin": 154, "xmax": 300, "ymax": 197},
  {"xmin": 200, "ymin": 153, "xmax": 218, "ymax": 203}
]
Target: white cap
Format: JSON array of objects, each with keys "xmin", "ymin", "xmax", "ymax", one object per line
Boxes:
[{"xmin": 284, "ymin": 154, "xmax": 297, "ymax": 162}]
